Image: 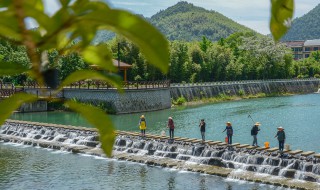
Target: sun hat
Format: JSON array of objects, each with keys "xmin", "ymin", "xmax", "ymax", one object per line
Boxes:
[
  {"xmin": 226, "ymin": 121, "xmax": 232, "ymax": 125},
  {"xmin": 168, "ymin": 117, "xmax": 172, "ymax": 120},
  {"xmin": 140, "ymin": 115, "xmax": 145, "ymax": 118},
  {"xmin": 255, "ymin": 122, "xmax": 261, "ymax": 126},
  {"xmin": 277, "ymin": 126, "xmax": 284, "ymax": 130}
]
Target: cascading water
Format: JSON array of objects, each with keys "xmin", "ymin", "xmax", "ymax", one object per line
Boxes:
[{"xmin": 1, "ymin": 120, "xmax": 320, "ymax": 188}]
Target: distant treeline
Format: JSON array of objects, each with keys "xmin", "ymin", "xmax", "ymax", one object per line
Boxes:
[{"xmin": 1, "ymin": 32, "xmax": 320, "ymax": 85}]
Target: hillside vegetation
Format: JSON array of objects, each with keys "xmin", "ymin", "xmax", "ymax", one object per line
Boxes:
[
  {"xmin": 282, "ymin": 3, "xmax": 320, "ymax": 41},
  {"xmin": 150, "ymin": 1, "xmax": 256, "ymax": 41},
  {"xmin": 94, "ymin": 1, "xmax": 257, "ymax": 42}
]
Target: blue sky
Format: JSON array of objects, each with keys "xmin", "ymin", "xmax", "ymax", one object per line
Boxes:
[{"xmin": 44, "ymin": 0, "xmax": 319, "ymax": 35}]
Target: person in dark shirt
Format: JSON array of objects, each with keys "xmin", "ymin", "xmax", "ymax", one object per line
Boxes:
[
  {"xmin": 199, "ymin": 119, "xmax": 206, "ymax": 142},
  {"xmin": 251, "ymin": 122, "xmax": 261, "ymax": 146},
  {"xmin": 222, "ymin": 122, "xmax": 233, "ymax": 144},
  {"xmin": 274, "ymin": 126, "xmax": 286, "ymax": 152}
]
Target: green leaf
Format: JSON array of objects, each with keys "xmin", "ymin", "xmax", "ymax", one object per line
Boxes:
[
  {"xmin": 270, "ymin": 0, "xmax": 294, "ymax": 42},
  {"xmin": 57, "ymin": 70, "xmax": 122, "ymax": 91},
  {"xmin": 0, "ymin": 0, "xmax": 11, "ymax": 7},
  {"xmin": 82, "ymin": 45, "xmax": 116, "ymax": 72},
  {"xmin": 24, "ymin": 5, "xmax": 54, "ymax": 35},
  {"xmin": 78, "ymin": 9, "xmax": 169, "ymax": 73},
  {"xmin": 0, "ymin": 93, "xmax": 37, "ymax": 125},
  {"xmin": 64, "ymin": 100, "xmax": 115, "ymax": 157},
  {"xmin": 23, "ymin": 0, "xmax": 44, "ymax": 12},
  {"xmin": 0, "ymin": 61, "xmax": 28, "ymax": 76},
  {"xmin": 59, "ymin": 0, "xmax": 72, "ymax": 7},
  {"xmin": 0, "ymin": 11, "xmax": 22, "ymax": 41}
]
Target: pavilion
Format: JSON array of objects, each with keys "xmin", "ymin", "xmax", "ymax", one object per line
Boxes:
[{"xmin": 112, "ymin": 59, "xmax": 132, "ymax": 82}]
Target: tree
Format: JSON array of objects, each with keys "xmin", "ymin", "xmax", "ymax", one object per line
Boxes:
[{"xmin": 0, "ymin": 0, "xmax": 169, "ymax": 157}]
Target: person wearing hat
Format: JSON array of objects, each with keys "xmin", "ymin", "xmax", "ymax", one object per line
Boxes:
[
  {"xmin": 167, "ymin": 117, "xmax": 175, "ymax": 140},
  {"xmin": 274, "ymin": 126, "xmax": 286, "ymax": 152},
  {"xmin": 251, "ymin": 122, "xmax": 261, "ymax": 146},
  {"xmin": 199, "ymin": 119, "xmax": 206, "ymax": 142},
  {"xmin": 139, "ymin": 115, "xmax": 147, "ymax": 137},
  {"xmin": 222, "ymin": 122, "xmax": 233, "ymax": 144}
]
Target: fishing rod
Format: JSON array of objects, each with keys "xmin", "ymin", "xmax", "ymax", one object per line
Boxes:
[{"xmin": 248, "ymin": 114, "xmax": 255, "ymax": 124}]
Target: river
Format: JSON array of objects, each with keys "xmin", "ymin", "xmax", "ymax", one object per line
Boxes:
[
  {"xmin": 1, "ymin": 93, "xmax": 320, "ymax": 189},
  {"xmin": 10, "ymin": 93, "xmax": 320, "ymax": 152}
]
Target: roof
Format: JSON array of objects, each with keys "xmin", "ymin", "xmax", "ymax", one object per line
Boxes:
[
  {"xmin": 112, "ymin": 59, "xmax": 132, "ymax": 69},
  {"xmin": 284, "ymin": 41, "xmax": 304, "ymax": 47},
  {"xmin": 304, "ymin": 39, "xmax": 320, "ymax": 47},
  {"xmin": 90, "ymin": 59, "xmax": 132, "ymax": 70}
]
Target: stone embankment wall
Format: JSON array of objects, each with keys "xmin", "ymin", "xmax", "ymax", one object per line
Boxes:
[
  {"xmin": 22, "ymin": 79, "xmax": 320, "ymax": 113},
  {"xmin": 18, "ymin": 100, "xmax": 47, "ymax": 112},
  {"xmin": 24, "ymin": 88, "xmax": 171, "ymax": 114},
  {"xmin": 1, "ymin": 120, "xmax": 320, "ymax": 189},
  {"xmin": 170, "ymin": 79, "xmax": 320, "ymax": 101}
]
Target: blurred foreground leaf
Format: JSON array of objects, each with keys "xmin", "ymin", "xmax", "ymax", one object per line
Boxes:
[
  {"xmin": 80, "ymin": 9, "xmax": 169, "ymax": 73},
  {"xmin": 0, "ymin": 61, "xmax": 28, "ymax": 76},
  {"xmin": 65, "ymin": 100, "xmax": 115, "ymax": 157},
  {"xmin": 270, "ymin": 0, "xmax": 294, "ymax": 42},
  {"xmin": 57, "ymin": 70, "xmax": 122, "ymax": 91},
  {"xmin": 82, "ymin": 45, "xmax": 115, "ymax": 72},
  {"xmin": 0, "ymin": 93, "xmax": 37, "ymax": 125}
]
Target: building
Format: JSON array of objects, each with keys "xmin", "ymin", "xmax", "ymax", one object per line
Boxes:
[
  {"xmin": 284, "ymin": 39, "xmax": 320, "ymax": 60},
  {"xmin": 303, "ymin": 39, "xmax": 320, "ymax": 59}
]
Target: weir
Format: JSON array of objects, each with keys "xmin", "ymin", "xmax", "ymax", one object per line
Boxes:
[{"xmin": 1, "ymin": 120, "xmax": 320, "ymax": 189}]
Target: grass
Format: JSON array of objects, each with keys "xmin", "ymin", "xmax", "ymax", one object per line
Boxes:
[{"xmin": 174, "ymin": 92, "xmax": 294, "ymax": 106}]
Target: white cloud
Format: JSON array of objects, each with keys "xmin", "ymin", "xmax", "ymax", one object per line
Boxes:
[{"xmin": 43, "ymin": 0, "xmax": 61, "ymax": 16}]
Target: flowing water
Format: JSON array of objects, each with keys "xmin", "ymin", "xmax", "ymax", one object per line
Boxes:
[
  {"xmin": 0, "ymin": 144, "xmax": 290, "ymax": 190},
  {"xmin": 2, "ymin": 93, "xmax": 320, "ymax": 189},
  {"xmin": 10, "ymin": 93, "xmax": 320, "ymax": 152}
]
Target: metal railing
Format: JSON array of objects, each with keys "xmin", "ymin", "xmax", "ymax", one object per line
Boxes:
[
  {"xmin": 170, "ymin": 78, "xmax": 320, "ymax": 87},
  {"xmin": 0, "ymin": 82, "xmax": 23, "ymax": 97},
  {"xmin": 22, "ymin": 80, "xmax": 171, "ymax": 90}
]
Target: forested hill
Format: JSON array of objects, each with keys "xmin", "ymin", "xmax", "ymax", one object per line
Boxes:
[
  {"xmin": 149, "ymin": 1, "xmax": 256, "ymax": 41},
  {"xmin": 93, "ymin": 1, "xmax": 257, "ymax": 43},
  {"xmin": 282, "ymin": 3, "xmax": 320, "ymax": 41}
]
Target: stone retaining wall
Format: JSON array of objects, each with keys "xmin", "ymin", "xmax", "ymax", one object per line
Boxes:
[
  {"xmin": 24, "ymin": 88, "xmax": 171, "ymax": 114},
  {"xmin": 170, "ymin": 79, "xmax": 320, "ymax": 101}
]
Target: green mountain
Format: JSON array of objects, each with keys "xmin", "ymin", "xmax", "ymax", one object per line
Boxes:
[
  {"xmin": 282, "ymin": 3, "xmax": 320, "ymax": 41},
  {"xmin": 94, "ymin": 1, "xmax": 257, "ymax": 42},
  {"xmin": 149, "ymin": 1, "xmax": 256, "ymax": 41}
]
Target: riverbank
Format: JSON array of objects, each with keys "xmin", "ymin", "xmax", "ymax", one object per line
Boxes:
[{"xmin": 172, "ymin": 92, "xmax": 294, "ymax": 106}]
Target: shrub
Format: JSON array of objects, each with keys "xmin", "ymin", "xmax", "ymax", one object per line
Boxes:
[
  {"xmin": 173, "ymin": 96, "xmax": 186, "ymax": 105},
  {"xmin": 238, "ymin": 89, "xmax": 245, "ymax": 96},
  {"xmin": 314, "ymin": 74, "xmax": 320, "ymax": 78}
]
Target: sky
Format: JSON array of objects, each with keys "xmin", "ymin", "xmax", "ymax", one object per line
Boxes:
[{"xmin": 43, "ymin": 0, "xmax": 319, "ymax": 35}]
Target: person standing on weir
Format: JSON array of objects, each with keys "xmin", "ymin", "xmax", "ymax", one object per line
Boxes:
[
  {"xmin": 139, "ymin": 115, "xmax": 147, "ymax": 137},
  {"xmin": 251, "ymin": 122, "xmax": 261, "ymax": 146},
  {"xmin": 274, "ymin": 126, "xmax": 286, "ymax": 152},
  {"xmin": 199, "ymin": 119, "xmax": 206, "ymax": 142},
  {"xmin": 167, "ymin": 117, "xmax": 175, "ymax": 140},
  {"xmin": 222, "ymin": 122, "xmax": 233, "ymax": 145}
]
